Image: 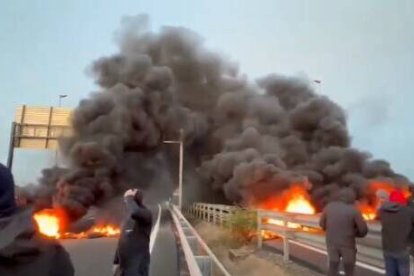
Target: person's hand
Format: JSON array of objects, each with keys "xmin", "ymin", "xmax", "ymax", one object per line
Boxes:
[{"xmin": 124, "ymin": 189, "xmax": 137, "ymax": 198}]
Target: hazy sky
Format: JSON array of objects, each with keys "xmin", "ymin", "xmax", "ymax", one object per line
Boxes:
[{"xmin": 0, "ymin": 0, "xmax": 413, "ymax": 184}]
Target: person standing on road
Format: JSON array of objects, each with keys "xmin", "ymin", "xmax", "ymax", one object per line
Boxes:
[
  {"xmin": 319, "ymin": 188, "xmax": 368, "ymax": 276},
  {"xmin": 113, "ymin": 189, "xmax": 153, "ymax": 276},
  {"xmin": 379, "ymin": 189, "xmax": 414, "ymax": 276},
  {"xmin": 0, "ymin": 163, "xmax": 74, "ymax": 276}
]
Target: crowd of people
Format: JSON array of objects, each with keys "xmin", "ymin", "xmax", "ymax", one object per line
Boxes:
[
  {"xmin": 1, "ymin": 161, "xmax": 414, "ymax": 276},
  {"xmin": 320, "ymin": 187, "xmax": 414, "ymax": 276}
]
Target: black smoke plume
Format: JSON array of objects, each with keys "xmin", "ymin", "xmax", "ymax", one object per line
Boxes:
[{"xmin": 28, "ymin": 15, "xmax": 410, "ymax": 220}]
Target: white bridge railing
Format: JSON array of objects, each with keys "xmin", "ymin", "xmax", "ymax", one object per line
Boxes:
[
  {"xmin": 169, "ymin": 204, "xmax": 231, "ymax": 276},
  {"xmin": 185, "ymin": 203, "xmax": 385, "ymax": 275}
]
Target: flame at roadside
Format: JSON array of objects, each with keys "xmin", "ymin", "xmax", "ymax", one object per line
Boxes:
[
  {"xmin": 33, "ymin": 209, "xmax": 67, "ymax": 238},
  {"xmin": 256, "ymin": 185, "xmax": 317, "ymax": 238},
  {"xmin": 60, "ymin": 225, "xmax": 121, "ymax": 239},
  {"xmin": 257, "ymin": 185, "xmax": 316, "ymax": 215},
  {"xmin": 33, "ymin": 209, "xmax": 120, "ymax": 239}
]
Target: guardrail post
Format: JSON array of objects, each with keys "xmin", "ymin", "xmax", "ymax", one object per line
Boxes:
[
  {"xmin": 206, "ymin": 205, "xmax": 209, "ymax": 221},
  {"xmin": 257, "ymin": 210, "xmax": 263, "ymax": 249},
  {"xmin": 213, "ymin": 207, "xmax": 217, "ymax": 225},
  {"xmin": 197, "ymin": 204, "xmax": 200, "ymax": 218},
  {"xmin": 282, "ymin": 214, "xmax": 290, "ymax": 263}
]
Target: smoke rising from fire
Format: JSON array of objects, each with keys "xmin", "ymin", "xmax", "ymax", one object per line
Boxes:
[{"xmin": 27, "ymin": 15, "xmax": 411, "ymax": 220}]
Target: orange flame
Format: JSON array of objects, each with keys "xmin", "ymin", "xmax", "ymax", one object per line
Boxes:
[
  {"xmin": 256, "ymin": 185, "xmax": 316, "ymax": 237},
  {"xmin": 285, "ymin": 191, "xmax": 315, "ymax": 214},
  {"xmin": 60, "ymin": 225, "xmax": 121, "ymax": 239},
  {"xmin": 257, "ymin": 185, "xmax": 316, "ymax": 215},
  {"xmin": 33, "ymin": 209, "xmax": 67, "ymax": 238},
  {"xmin": 33, "ymin": 209, "xmax": 120, "ymax": 239}
]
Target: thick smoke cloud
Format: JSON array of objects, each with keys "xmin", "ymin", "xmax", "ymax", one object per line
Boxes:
[{"xmin": 28, "ymin": 15, "xmax": 410, "ymax": 220}]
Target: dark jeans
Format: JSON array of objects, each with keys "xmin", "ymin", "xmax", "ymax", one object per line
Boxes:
[{"xmin": 384, "ymin": 254, "xmax": 410, "ymax": 276}]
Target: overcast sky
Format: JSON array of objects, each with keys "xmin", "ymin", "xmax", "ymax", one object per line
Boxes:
[{"xmin": 0, "ymin": 0, "xmax": 413, "ymax": 184}]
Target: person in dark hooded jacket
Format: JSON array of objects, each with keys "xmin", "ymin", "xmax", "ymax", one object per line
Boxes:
[
  {"xmin": 320, "ymin": 188, "xmax": 368, "ymax": 276},
  {"xmin": 379, "ymin": 189, "xmax": 414, "ymax": 276},
  {"xmin": 113, "ymin": 189, "xmax": 152, "ymax": 276},
  {"xmin": 0, "ymin": 163, "xmax": 74, "ymax": 276}
]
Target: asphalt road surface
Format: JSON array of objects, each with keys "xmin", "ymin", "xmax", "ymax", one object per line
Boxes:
[
  {"xmin": 62, "ymin": 237, "xmax": 117, "ymax": 276},
  {"xmin": 62, "ymin": 204, "xmax": 179, "ymax": 276}
]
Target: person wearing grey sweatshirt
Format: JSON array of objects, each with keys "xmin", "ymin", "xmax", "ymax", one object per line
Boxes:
[{"xmin": 320, "ymin": 188, "xmax": 368, "ymax": 276}]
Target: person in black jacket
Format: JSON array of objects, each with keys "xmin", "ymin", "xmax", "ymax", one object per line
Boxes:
[
  {"xmin": 113, "ymin": 189, "xmax": 152, "ymax": 276},
  {"xmin": 320, "ymin": 188, "xmax": 368, "ymax": 276},
  {"xmin": 0, "ymin": 163, "xmax": 74, "ymax": 276},
  {"xmin": 379, "ymin": 189, "xmax": 414, "ymax": 276}
]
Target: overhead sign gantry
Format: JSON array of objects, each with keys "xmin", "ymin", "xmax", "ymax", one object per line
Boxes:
[{"xmin": 7, "ymin": 105, "xmax": 73, "ymax": 169}]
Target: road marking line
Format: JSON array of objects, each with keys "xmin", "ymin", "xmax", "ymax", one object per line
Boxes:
[
  {"xmin": 149, "ymin": 204, "xmax": 162, "ymax": 254},
  {"xmin": 288, "ymin": 240, "xmax": 385, "ymax": 275}
]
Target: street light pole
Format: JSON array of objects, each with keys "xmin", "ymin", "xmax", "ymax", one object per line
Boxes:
[
  {"xmin": 163, "ymin": 128, "xmax": 184, "ymax": 210},
  {"xmin": 59, "ymin": 94, "xmax": 68, "ymax": 107},
  {"xmin": 178, "ymin": 129, "xmax": 184, "ymax": 210},
  {"xmin": 56, "ymin": 94, "xmax": 68, "ymax": 166},
  {"xmin": 313, "ymin": 80, "xmax": 322, "ymax": 94}
]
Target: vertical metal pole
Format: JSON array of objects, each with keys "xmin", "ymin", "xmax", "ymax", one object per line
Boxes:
[
  {"xmin": 283, "ymin": 214, "xmax": 290, "ymax": 263},
  {"xmin": 213, "ymin": 207, "xmax": 217, "ymax": 225},
  {"xmin": 178, "ymin": 128, "xmax": 184, "ymax": 210},
  {"xmin": 7, "ymin": 122, "xmax": 17, "ymax": 170},
  {"xmin": 56, "ymin": 98, "xmax": 62, "ymax": 166}
]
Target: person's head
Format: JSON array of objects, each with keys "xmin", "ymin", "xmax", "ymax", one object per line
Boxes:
[
  {"xmin": 0, "ymin": 163, "xmax": 17, "ymax": 218},
  {"xmin": 376, "ymin": 189, "xmax": 389, "ymax": 203},
  {"xmin": 333, "ymin": 188, "xmax": 356, "ymax": 204},
  {"xmin": 389, "ymin": 189, "xmax": 407, "ymax": 206},
  {"xmin": 134, "ymin": 189, "xmax": 144, "ymax": 206}
]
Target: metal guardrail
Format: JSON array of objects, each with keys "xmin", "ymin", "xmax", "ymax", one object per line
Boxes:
[
  {"xmin": 169, "ymin": 204, "xmax": 231, "ymax": 276},
  {"xmin": 186, "ymin": 203, "xmax": 385, "ymax": 274},
  {"xmin": 185, "ymin": 203, "xmax": 241, "ymax": 226}
]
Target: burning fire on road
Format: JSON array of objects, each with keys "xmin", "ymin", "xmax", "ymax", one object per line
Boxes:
[{"xmin": 33, "ymin": 209, "xmax": 120, "ymax": 239}]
